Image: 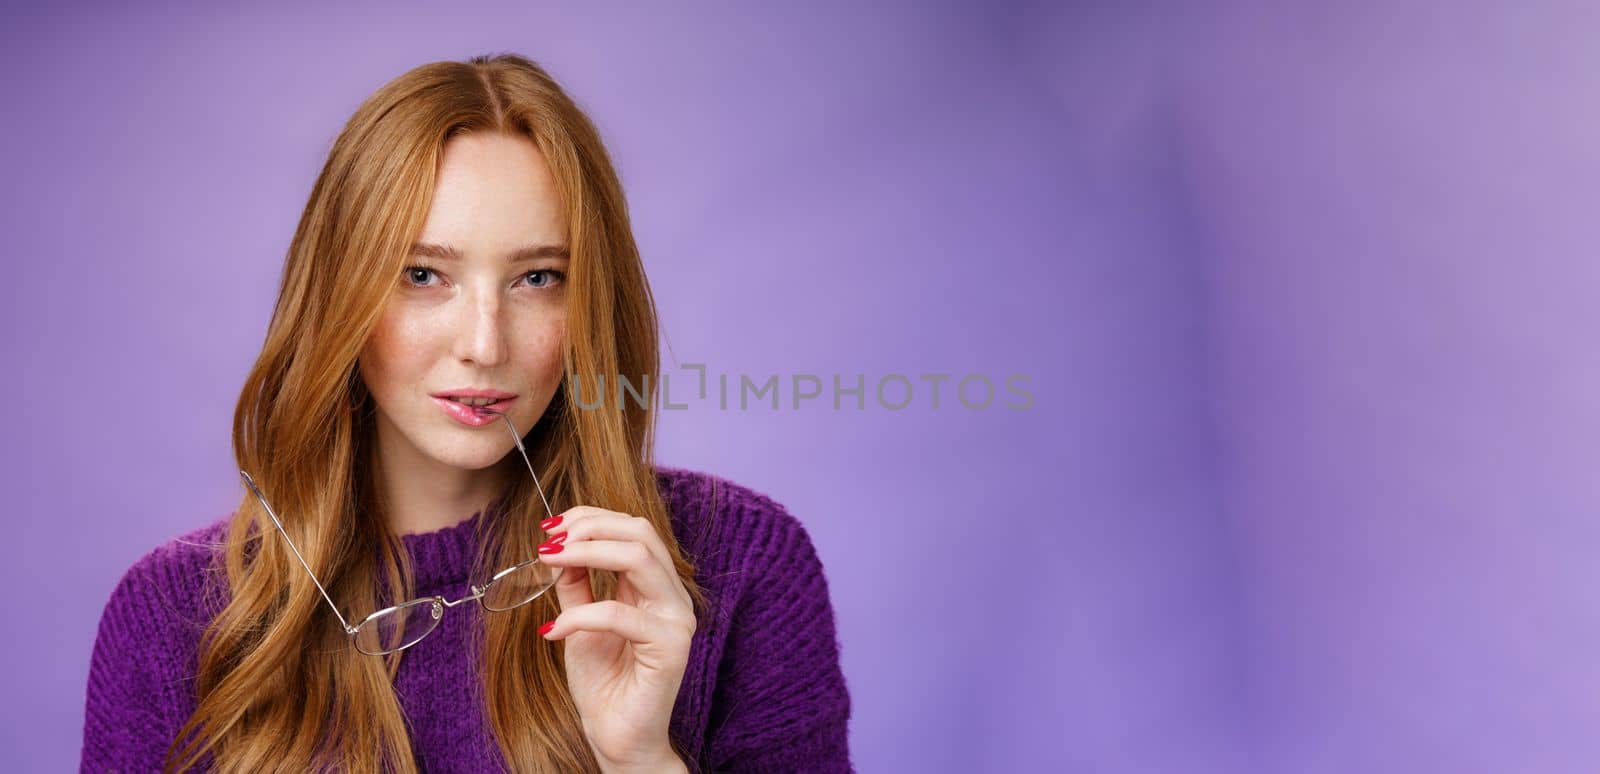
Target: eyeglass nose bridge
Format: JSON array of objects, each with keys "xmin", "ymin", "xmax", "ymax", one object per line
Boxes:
[{"xmin": 441, "ymin": 587, "xmax": 488, "ymax": 608}]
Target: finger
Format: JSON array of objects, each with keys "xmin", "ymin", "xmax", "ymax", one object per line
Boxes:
[
  {"xmin": 539, "ymin": 507, "xmax": 629, "ymax": 615},
  {"xmin": 543, "ymin": 508, "xmax": 677, "ymax": 579},
  {"xmin": 549, "ymin": 560, "xmax": 592, "ymax": 612},
  {"xmin": 545, "ymin": 541, "xmax": 594, "ymax": 614},
  {"xmin": 536, "ymin": 538, "xmax": 683, "ymax": 606},
  {"xmin": 540, "ymin": 599, "xmax": 693, "ymax": 650}
]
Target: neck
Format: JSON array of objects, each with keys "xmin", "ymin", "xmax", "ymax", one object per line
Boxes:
[{"xmin": 372, "ymin": 418, "xmax": 511, "ymax": 536}]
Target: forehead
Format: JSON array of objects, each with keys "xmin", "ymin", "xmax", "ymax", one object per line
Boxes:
[{"xmin": 418, "ymin": 132, "xmax": 566, "ymax": 247}]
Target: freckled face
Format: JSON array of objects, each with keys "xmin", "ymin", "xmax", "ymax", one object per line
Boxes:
[{"xmin": 357, "ymin": 132, "xmax": 569, "ymax": 471}]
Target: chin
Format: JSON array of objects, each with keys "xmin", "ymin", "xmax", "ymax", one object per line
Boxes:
[{"xmin": 425, "ymin": 438, "xmax": 514, "ymax": 469}]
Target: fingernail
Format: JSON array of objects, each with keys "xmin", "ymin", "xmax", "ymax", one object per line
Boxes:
[
  {"xmin": 537, "ymin": 541, "xmax": 565, "ymax": 555},
  {"xmin": 546, "ymin": 532, "xmax": 568, "ymax": 545},
  {"xmin": 538, "ymin": 620, "xmax": 556, "ymax": 636},
  {"xmin": 540, "ymin": 515, "xmax": 563, "ymax": 530}
]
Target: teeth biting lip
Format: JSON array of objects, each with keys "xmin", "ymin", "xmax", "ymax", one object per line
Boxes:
[
  {"xmin": 445, "ymin": 397, "xmax": 506, "ymax": 407},
  {"xmin": 432, "ymin": 394, "xmax": 515, "ymax": 423},
  {"xmin": 428, "ymin": 389, "xmax": 516, "ymax": 423},
  {"xmin": 429, "ymin": 389, "xmax": 517, "ymax": 404},
  {"xmin": 442, "ymin": 397, "xmax": 513, "ymax": 410}
]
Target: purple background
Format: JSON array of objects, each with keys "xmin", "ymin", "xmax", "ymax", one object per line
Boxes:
[{"xmin": 5, "ymin": 1, "xmax": 1592, "ymax": 771}]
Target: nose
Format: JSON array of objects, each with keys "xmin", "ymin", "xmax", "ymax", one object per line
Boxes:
[{"xmin": 454, "ymin": 285, "xmax": 507, "ymax": 367}]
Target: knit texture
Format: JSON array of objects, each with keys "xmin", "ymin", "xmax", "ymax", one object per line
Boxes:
[{"xmin": 79, "ymin": 466, "xmax": 853, "ymax": 773}]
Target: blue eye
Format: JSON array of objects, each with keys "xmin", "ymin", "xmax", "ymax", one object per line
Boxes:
[
  {"xmin": 524, "ymin": 269, "xmax": 566, "ymax": 289},
  {"xmin": 403, "ymin": 266, "xmax": 439, "ymax": 287}
]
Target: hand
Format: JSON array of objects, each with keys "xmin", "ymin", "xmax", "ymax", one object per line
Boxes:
[{"xmin": 534, "ymin": 506, "xmax": 697, "ymax": 772}]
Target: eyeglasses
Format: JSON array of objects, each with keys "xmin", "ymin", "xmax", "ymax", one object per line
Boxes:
[{"xmin": 238, "ymin": 407, "xmax": 564, "ymax": 655}]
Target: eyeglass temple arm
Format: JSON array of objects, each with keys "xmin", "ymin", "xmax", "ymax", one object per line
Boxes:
[
  {"xmin": 237, "ymin": 470, "xmax": 358, "ymax": 634},
  {"xmin": 489, "ymin": 409, "xmax": 554, "ymax": 519}
]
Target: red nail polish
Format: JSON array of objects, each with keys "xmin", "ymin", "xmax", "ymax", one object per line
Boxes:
[
  {"xmin": 538, "ymin": 620, "xmax": 556, "ymax": 636},
  {"xmin": 540, "ymin": 515, "xmax": 563, "ymax": 530},
  {"xmin": 547, "ymin": 532, "xmax": 568, "ymax": 545},
  {"xmin": 537, "ymin": 541, "xmax": 564, "ymax": 555}
]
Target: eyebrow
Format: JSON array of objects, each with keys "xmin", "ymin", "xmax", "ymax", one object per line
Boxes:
[{"xmin": 408, "ymin": 242, "xmax": 571, "ymax": 262}]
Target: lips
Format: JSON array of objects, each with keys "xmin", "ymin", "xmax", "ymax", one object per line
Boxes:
[
  {"xmin": 427, "ymin": 388, "xmax": 518, "ymax": 425},
  {"xmin": 432, "ymin": 395, "xmax": 516, "ymax": 426}
]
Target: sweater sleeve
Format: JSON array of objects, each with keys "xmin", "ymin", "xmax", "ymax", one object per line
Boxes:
[
  {"xmin": 80, "ymin": 552, "xmax": 193, "ymax": 773},
  {"xmin": 702, "ymin": 502, "xmax": 854, "ymax": 773}
]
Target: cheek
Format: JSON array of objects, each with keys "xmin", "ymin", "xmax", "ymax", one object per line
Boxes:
[
  {"xmin": 541, "ymin": 318, "xmax": 566, "ymax": 361},
  {"xmin": 360, "ymin": 315, "xmax": 433, "ymax": 398},
  {"xmin": 523, "ymin": 318, "xmax": 566, "ymax": 385}
]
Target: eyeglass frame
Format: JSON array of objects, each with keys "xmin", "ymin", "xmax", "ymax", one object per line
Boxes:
[{"xmin": 237, "ymin": 406, "xmax": 564, "ymax": 655}]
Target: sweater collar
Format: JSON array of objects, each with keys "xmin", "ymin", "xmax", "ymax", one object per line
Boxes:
[{"xmin": 397, "ymin": 495, "xmax": 508, "ymax": 592}]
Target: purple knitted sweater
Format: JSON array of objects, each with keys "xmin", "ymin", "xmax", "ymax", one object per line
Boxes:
[{"xmin": 79, "ymin": 466, "xmax": 853, "ymax": 772}]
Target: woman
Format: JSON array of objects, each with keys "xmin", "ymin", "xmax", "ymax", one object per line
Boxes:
[{"xmin": 79, "ymin": 53, "xmax": 852, "ymax": 773}]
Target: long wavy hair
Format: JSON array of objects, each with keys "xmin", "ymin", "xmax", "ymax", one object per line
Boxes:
[{"xmin": 164, "ymin": 53, "xmax": 706, "ymax": 772}]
